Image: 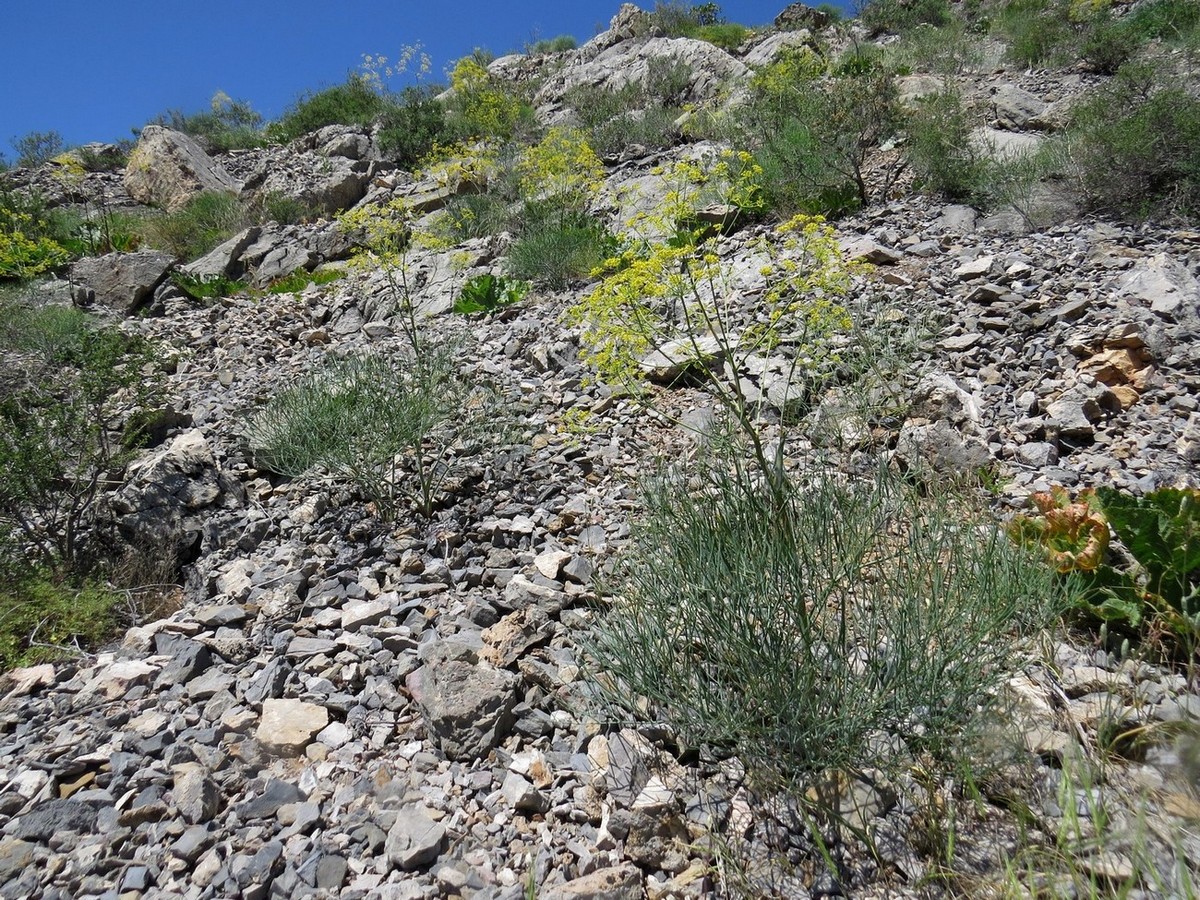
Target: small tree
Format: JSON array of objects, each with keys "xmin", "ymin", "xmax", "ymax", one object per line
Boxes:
[
  {"xmin": 10, "ymin": 130, "xmax": 64, "ymax": 168},
  {"xmin": 0, "ymin": 302, "xmax": 160, "ymax": 573}
]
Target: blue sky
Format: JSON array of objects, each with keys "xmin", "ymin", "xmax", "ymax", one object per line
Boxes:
[{"xmin": 1, "ymin": 1, "xmax": 845, "ymax": 155}]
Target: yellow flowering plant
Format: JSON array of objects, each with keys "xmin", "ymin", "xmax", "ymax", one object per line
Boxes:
[
  {"xmin": 336, "ymin": 198, "xmax": 457, "ymax": 352},
  {"xmin": 569, "ymin": 147, "xmax": 866, "ymax": 484}
]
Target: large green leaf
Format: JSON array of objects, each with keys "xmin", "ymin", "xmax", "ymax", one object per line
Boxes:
[{"xmin": 1095, "ymin": 487, "xmax": 1200, "ymax": 611}]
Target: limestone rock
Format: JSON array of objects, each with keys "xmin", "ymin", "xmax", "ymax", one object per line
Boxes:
[
  {"xmin": 106, "ymin": 429, "xmax": 240, "ymax": 569},
  {"xmin": 541, "ymin": 864, "xmax": 644, "ymax": 900},
  {"xmin": 385, "ymin": 806, "xmax": 446, "ymax": 870},
  {"xmin": 407, "ymin": 644, "xmax": 520, "ymax": 761},
  {"xmin": 256, "ymin": 698, "xmax": 329, "ymax": 755},
  {"xmin": 537, "ymin": 36, "xmax": 747, "ymax": 124},
  {"xmin": 124, "ymin": 125, "xmax": 241, "ymax": 211},
  {"xmin": 775, "ymin": 2, "xmax": 833, "ymax": 31},
  {"xmin": 895, "ymin": 420, "xmax": 991, "ymax": 480},
  {"xmin": 990, "ymin": 84, "xmax": 1049, "ymax": 131},
  {"xmin": 70, "ymin": 250, "xmax": 174, "ymax": 314}
]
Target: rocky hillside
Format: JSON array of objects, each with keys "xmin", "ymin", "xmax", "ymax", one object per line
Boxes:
[{"xmin": 1, "ymin": 2, "xmax": 1198, "ymax": 898}]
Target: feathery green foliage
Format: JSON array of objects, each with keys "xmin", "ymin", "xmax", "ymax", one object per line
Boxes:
[{"xmin": 587, "ymin": 457, "xmax": 1065, "ymax": 788}]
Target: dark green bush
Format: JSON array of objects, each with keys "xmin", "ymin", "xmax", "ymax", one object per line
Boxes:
[
  {"xmin": 0, "ymin": 300, "xmax": 161, "ymax": 573},
  {"xmin": 377, "ymin": 85, "xmax": 450, "ymax": 169},
  {"xmin": 863, "ymin": 0, "xmax": 953, "ymax": 34},
  {"xmin": 1080, "ymin": 16, "xmax": 1141, "ymax": 74},
  {"xmin": 992, "ymin": 0, "xmax": 1078, "ymax": 67},
  {"xmin": 905, "ymin": 89, "xmax": 992, "ymax": 200},
  {"xmin": 726, "ymin": 53, "xmax": 903, "ymax": 214},
  {"xmin": 269, "ymin": 75, "xmax": 389, "ymax": 144},
  {"xmin": 1058, "ymin": 65, "xmax": 1200, "ymax": 219},
  {"xmin": 1122, "ymin": 0, "xmax": 1200, "ymax": 43}
]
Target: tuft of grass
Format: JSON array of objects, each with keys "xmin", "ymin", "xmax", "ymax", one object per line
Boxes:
[
  {"xmin": 505, "ymin": 203, "xmax": 616, "ymax": 290},
  {"xmin": 525, "ymin": 34, "xmax": 577, "ymax": 54},
  {"xmin": 140, "ymin": 190, "xmax": 251, "ymax": 262},
  {"xmin": 246, "ymin": 346, "xmax": 502, "ymax": 518}
]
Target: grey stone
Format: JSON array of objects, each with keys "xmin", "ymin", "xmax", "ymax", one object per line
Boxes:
[
  {"xmin": 256, "ymin": 699, "xmax": 329, "ymax": 755},
  {"xmin": 173, "ymin": 765, "xmax": 221, "ymax": 824},
  {"xmin": 235, "ymin": 778, "xmax": 303, "ymax": 820},
  {"xmin": 502, "ymin": 772, "xmax": 551, "ymax": 814},
  {"xmin": 407, "ymin": 646, "xmax": 520, "ymax": 761},
  {"xmin": 13, "ymin": 799, "xmax": 98, "ymax": 842},
  {"xmin": 385, "ymin": 806, "xmax": 446, "ymax": 870},
  {"xmin": 540, "ymin": 864, "xmax": 643, "ymax": 900},
  {"xmin": 990, "ymin": 84, "xmax": 1048, "ymax": 130},
  {"xmin": 895, "ymin": 420, "xmax": 991, "ymax": 479},
  {"xmin": 154, "ymin": 633, "xmax": 213, "ymax": 685},
  {"xmin": 315, "ymin": 854, "xmax": 349, "ymax": 890},
  {"xmin": 0, "ymin": 839, "xmax": 36, "ymax": 883},
  {"xmin": 71, "ymin": 250, "xmax": 174, "ymax": 313}
]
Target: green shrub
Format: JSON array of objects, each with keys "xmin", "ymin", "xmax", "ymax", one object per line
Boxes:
[
  {"xmin": 1080, "ymin": 15, "xmax": 1141, "ymax": 74},
  {"xmin": 863, "ymin": 0, "xmax": 953, "ymax": 34},
  {"xmin": 1122, "ymin": 0, "xmax": 1200, "ymax": 43},
  {"xmin": 10, "ymin": 130, "xmax": 65, "ymax": 168},
  {"xmin": 992, "ymin": 0, "xmax": 1078, "ymax": 67},
  {"xmin": 727, "ymin": 53, "xmax": 903, "ymax": 214},
  {"xmin": 586, "ymin": 456, "xmax": 1065, "ymax": 789},
  {"xmin": 0, "ymin": 300, "xmax": 161, "ymax": 572},
  {"xmin": 246, "ymin": 347, "xmax": 499, "ymax": 517},
  {"xmin": 505, "ymin": 204, "xmax": 615, "ymax": 289},
  {"xmin": 149, "ymin": 91, "xmax": 265, "ymax": 152},
  {"xmin": 453, "ymin": 273, "xmax": 529, "ymax": 314},
  {"xmin": 141, "ymin": 190, "xmax": 250, "ymax": 261},
  {"xmin": 1056, "ymin": 66, "xmax": 1200, "ymax": 218},
  {"xmin": 905, "ymin": 89, "xmax": 992, "ymax": 200},
  {"xmin": 0, "ymin": 574, "xmax": 122, "ymax": 669},
  {"xmin": 377, "ymin": 85, "xmax": 450, "ymax": 169},
  {"xmin": 269, "ymin": 75, "xmax": 389, "ymax": 144}
]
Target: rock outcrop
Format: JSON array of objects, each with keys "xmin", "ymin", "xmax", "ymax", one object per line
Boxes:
[{"xmin": 124, "ymin": 125, "xmax": 241, "ymax": 210}]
